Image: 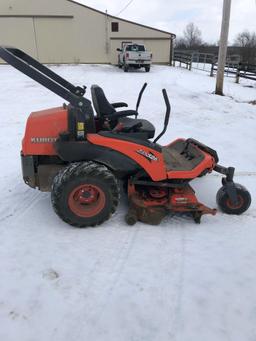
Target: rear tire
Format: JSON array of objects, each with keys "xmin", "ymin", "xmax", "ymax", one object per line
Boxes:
[
  {"xmin": 216, "ymin": 183, "xmax": 251, "ymax": 215},
  {"xmin": 145, "ymin": 66, "xmax": 150, "ymax": 72},
  {"xmin": 124, "ymin": 65, "xmax": 129, "ymax": 72},
  {"xmin": 51, "ymin": 162, "xmax": 120, "ymax": 227}
]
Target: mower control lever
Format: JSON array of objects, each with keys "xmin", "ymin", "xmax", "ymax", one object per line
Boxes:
[
  {"xmin": 153, "ymin": 89, "xmax": 171, "ymax": 143},
  {"xmin": 135, "ymin": 82, "xmax": 148, "ymax": 117}
]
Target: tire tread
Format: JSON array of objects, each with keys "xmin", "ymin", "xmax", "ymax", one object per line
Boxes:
[{"xmin": 51, "ymin": 162, "xmax": 120, "ymax": 227}]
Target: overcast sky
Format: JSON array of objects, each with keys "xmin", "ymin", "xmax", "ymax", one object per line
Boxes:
[{"xmin": 77, "ymin": 0, "xmax": 256, "ymax": 44}]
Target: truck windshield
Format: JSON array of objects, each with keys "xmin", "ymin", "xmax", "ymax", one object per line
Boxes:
[{"xmin": 126, "ymin": 45, "xmax": 145, "ymax": 52}]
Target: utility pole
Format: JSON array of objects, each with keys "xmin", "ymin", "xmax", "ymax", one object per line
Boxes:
[{"xmin": 215, "ymin": 0, "xmax": 232, "ymax": 95}]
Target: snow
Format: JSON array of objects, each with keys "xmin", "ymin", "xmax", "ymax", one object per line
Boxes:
[{"xmin": 0, "ymin": 63, "xmax": 256, "ymax": 341}]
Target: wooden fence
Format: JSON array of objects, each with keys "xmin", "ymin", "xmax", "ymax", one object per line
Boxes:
[
  {"xmin": 235, "ymin": 64, "xmax": 256, "ymax": 83},
  {"xmin": 173, "ymin": 51, "xmax": 193, "ymax": 70},
  {"xmin": 173, "ymin": 50, "xmax": 256, "ymax": 83}
]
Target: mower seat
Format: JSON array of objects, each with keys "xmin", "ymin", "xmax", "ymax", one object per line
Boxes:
[{"xmin": 91, "ymin": 85, "xmax": 155, "ymax": 139}]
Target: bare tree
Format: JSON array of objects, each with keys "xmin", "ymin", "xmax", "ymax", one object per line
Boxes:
[
  {"xmin": 234, "ymin": 30, "xmax": 256, "ymax": 48},
  {"xmin": 175, "ymin": 37, "xmax": 187, "ymax": 49},
  {"xmin": 183, "ymin": 22, "xmax": 203, "ymax": 48},
  {"xmin": 233, "ymin": 30, "xmax": 256, "ymax": 63}
]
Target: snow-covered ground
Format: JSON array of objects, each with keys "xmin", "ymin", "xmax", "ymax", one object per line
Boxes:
[{"xmin": 0, "ymin": 64, "xmax": 256, "ymax": 341}]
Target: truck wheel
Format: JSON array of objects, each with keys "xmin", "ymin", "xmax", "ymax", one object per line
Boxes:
[
  {"xmin": 124, "ymin": 65, "xmax": 129, "ymax": 72},
  {"xmin": 51, "ymin": 162, "xmax": 120, "ymax": 227},
  {"xmin": 216, "ymin": 183, "xmax": 251, "ymax": 215},
  {"xmin": 145, "ymin": 66, "xmax": 150, "ymax": 72}
]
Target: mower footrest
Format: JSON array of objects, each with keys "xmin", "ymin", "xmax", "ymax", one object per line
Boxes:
[{"xmin": 163, "ymin": 140, "xmax": 204, "ymax": 171}]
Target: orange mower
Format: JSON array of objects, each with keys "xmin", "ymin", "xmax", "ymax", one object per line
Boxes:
[{"xmin": 0, "ymin": 46, "xmax": 251, "ymax": 227}]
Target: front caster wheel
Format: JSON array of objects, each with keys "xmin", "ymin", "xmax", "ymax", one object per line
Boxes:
[
  {"xmin": 216, "ymin": 183, "xmax": 251, "ymax": 215},
  {"xmin": 51, "ymin": 162, "xmax": 120, "ymax": 227}
]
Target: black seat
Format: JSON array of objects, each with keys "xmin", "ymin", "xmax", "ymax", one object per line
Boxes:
[{"xmin": 91, "ymin": 85, "xmax": 155, "ymax": 139}]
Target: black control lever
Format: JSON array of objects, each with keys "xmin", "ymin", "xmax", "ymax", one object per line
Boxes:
[
  {"xmin": 135, "ymin": 82, "xmax": 147, "ymax": 117},
  {"xmin": 153, "ymin": 89, "xmax": 171, "ymax": 143}
]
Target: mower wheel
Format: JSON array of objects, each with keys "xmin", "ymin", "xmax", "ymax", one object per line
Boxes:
[
  {"xmin": 216, "ymin": 183, "xmax": 251, "ymax": 215},
  {"xmin": 51, "ymin": 162, "xmax": 120, "ymax": 227}
]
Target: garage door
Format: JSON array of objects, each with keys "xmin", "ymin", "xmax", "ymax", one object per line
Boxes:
[
  {"xmin": 34, "ymin": 17, "xmax": 76, "ymax": 63},
  {"xmin": 0, "ymin": 17, "xmax": 37, "ymax": 62}
]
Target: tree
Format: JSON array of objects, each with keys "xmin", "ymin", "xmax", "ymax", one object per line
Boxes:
[
  {"xmin": 175, "ymin": 37, "xmax": 187, "ymax": 49},
  {"xmin": 233, "ymin": 30, "xmax": 256, "ymax": 63},
  {"xmin": 234, "ymin": 30, "xmax": 256, "ymax": 48},
  {"xmin": 183, "ymin": 22, "xmax": 203, "ymax": 48}
]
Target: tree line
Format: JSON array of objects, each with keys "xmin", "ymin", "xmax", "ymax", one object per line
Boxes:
[{"xmin": 176, "ymin": 23, "xmax": 256, "ymax": 64}]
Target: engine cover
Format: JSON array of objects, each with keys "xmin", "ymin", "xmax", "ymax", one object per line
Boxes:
[{"xmin": 22, "ymin": 107, "xmax": 68, "ymax": 156}]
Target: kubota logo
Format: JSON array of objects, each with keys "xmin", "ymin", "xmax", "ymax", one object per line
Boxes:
[
  {"xmin": 136, "ymin": 149, "xmax": 158, "ymax": 162},
  {"xmin": 31, "ymin": 137, "xmax": 57, "ymax": 143}
]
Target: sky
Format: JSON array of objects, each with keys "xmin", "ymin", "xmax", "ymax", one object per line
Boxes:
[{"xmin": 76, "ymin": 0, "xmax": 256, "ymax": 44}]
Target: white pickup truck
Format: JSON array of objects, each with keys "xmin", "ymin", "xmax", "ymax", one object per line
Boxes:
[{"xmin": 117, "ymin": 43, "xmax": 152, "ymax": 72}]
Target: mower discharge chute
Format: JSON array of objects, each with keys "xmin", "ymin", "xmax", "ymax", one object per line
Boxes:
[{"xmin": 0, "ymin": 46, "xmax": 251, "ymax": 227}]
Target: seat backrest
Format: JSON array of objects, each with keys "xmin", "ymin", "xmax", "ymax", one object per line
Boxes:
[{"xmin": 91, "ymin": 85, "xmax": 116, "ymax": 118}]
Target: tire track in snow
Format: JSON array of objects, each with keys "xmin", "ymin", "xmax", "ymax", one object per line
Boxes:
[
  {"xmin": 79, "ymin": 223, "xmax": 185, "ymax": 341},
  {"xmin": 90, "ymin": 225, "xmax": 140, "ymax": 309},
  {"xmin": 169, "ymin": 226, "xmax": 187, "ymax": 341},
  {"xmin": 144, "ymin": 218, "xmax": 188, "ymax": 341},
  {"xmin": 52, "ymin": 224, "xmax": 140, "ymax": 341},
  {"xmin": 211, "ymin": 171, "xmax": 256, "ymax": 177},
  {"xmin": 0, "ymin": 185, "xmax": 42, "ymax": 224},
  {"xmin": 77, "ymin": 226, "xmax": 140, "ymax": 341}
]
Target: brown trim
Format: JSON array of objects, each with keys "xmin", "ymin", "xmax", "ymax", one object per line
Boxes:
[
  {"xmin": 67, "ymin": 0, "xmax": 176, "ymax": 38},
  {"xmin": 0, "ymin": 15, "xmax": 74, "ymax": 19},
  {"xmin": 110, "ymin": 37, "xmax": 171, "ymax": 41}
]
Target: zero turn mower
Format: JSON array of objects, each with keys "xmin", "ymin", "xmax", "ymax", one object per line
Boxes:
[{"xmin": 0, "ymin": 47, "xmax": 251, "ymax": 227}]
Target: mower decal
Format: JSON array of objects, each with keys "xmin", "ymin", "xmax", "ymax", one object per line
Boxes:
[
  {"xmin": 31, "ymin": 137, "xmax": 57, "ymax": 143},
  {"xmin": 136, "ymin": 149, "xmax": 158, "ymax": 162}
]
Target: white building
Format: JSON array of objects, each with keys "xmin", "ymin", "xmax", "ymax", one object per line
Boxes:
[{"xmin": 0, "ymin": 0, "xmax": 175, "ymax": 64}]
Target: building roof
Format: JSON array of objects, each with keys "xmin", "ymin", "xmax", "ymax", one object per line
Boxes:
[{"xmin": 67, "ymin": 0, "xmax": 176, "ymax": 38}]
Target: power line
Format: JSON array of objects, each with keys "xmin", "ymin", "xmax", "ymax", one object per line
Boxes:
[{"xmin": 116, "ymin": 0, "xmax": 135, "ymax": 16}]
